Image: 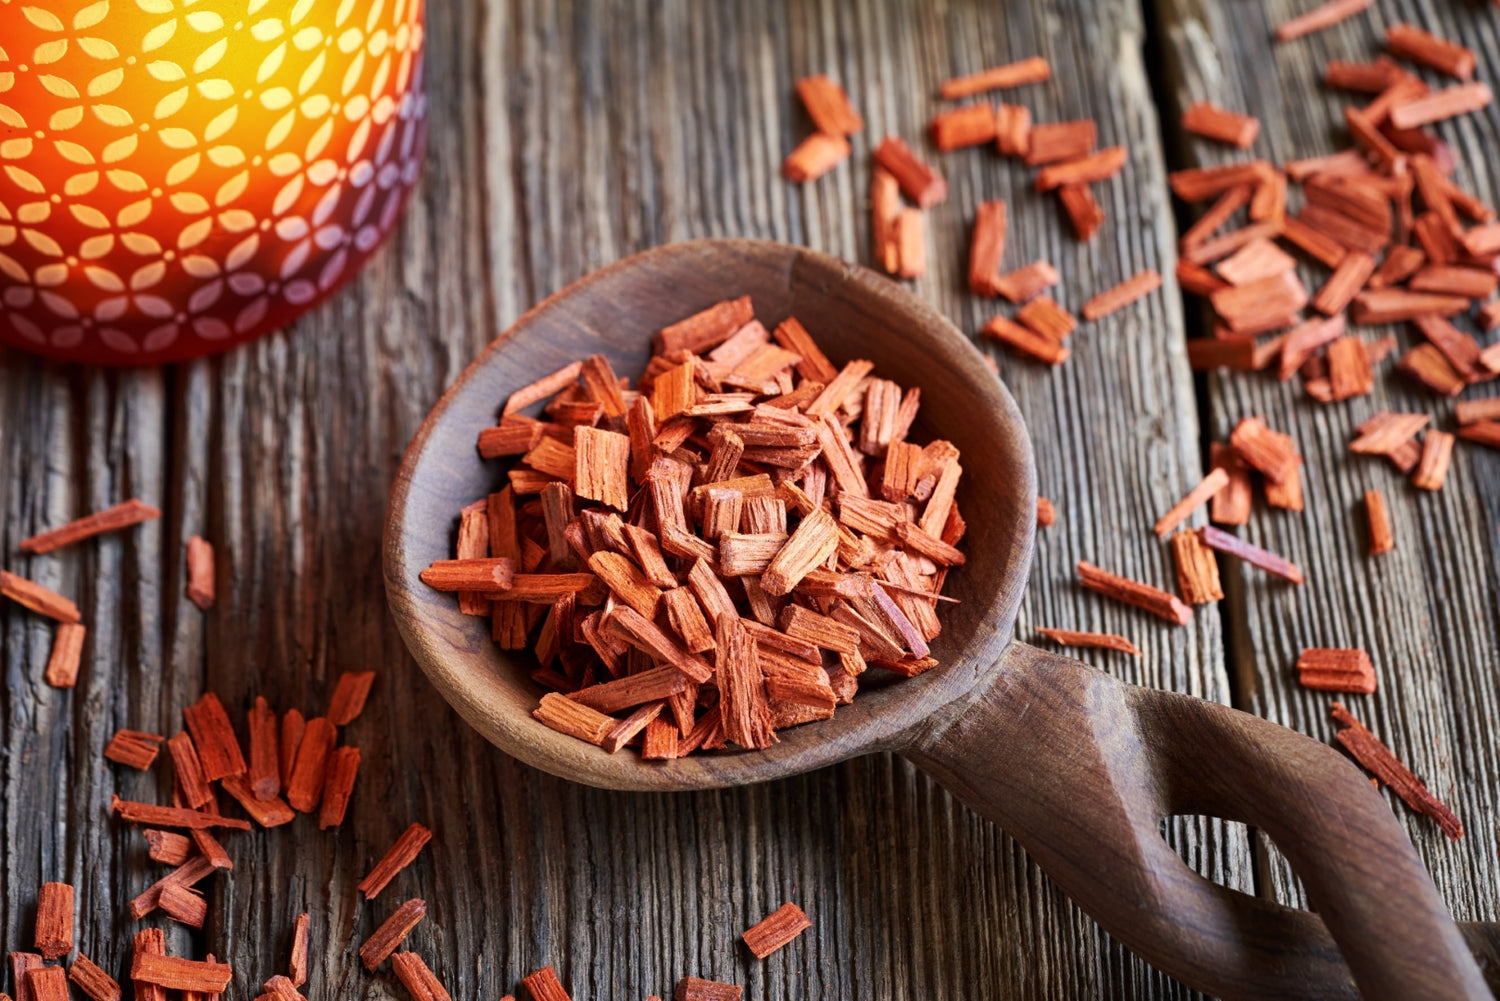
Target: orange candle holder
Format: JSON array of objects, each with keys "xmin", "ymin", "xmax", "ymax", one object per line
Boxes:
[{"xmin": 0, "ymin": 0, "xmax": 426, "ymax": 364}]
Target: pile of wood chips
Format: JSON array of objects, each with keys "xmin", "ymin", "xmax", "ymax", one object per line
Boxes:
[{"xmin": 432, "ymin": 297, "xmax": 965, "ymax": 758}]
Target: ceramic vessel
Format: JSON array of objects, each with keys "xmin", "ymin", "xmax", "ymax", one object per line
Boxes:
[{"xmin": 0, "ymin": 0, "xmax": 426, "ymax": 364}]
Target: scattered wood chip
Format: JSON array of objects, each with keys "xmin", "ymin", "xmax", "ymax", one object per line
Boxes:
[
  {"xmin": 523, "ymin": 966, "xmax": 574, "ymax": 1001},
  {"xmin": 1409, "ymin": 263, "xmax": 1498, "ymax": 299},
  {"xmin": 895, "ymin": 209, "xmax": 926, "ymax": 279},
  {"xmin": 359, "ymin": 899, "xmax": 427, "ymax": 971},
  {"xmin": 1325, "ymin": 336, "xmax": 1374, "ymax": 401},
  {"xmin": 1274, "ymin": 0, "xmax": 1372, "ymax": 42},
  {"xmin": 1034, "ymin": 147, "xmax": 1128, "ymax": 192},
  {"xmin": 34, "ymin": 882, "xmax": 73, "ymax": 960},
  {"xmin": 873, "ymin": 136, "xmax": 947, "ymax": 207},
  {"xmin": 1455, "ymin": 399, "xmax": 1500, "ymax": 425},
  {"xmin": 1412, "ymin": 431, "xmax": 1454, "ymax": 491},
  {"xmin": 19, "ymin": 499, "xmax": 161, "ymax": 555},
  {"xmin": 358, "ymin": 822, "xmax": 433, "ymax": 900},
  {"xmin": 104, "ymin": 729, "xmax": 166, "ymax": 771},
  {"xmin": 1330, "ymin": 702, "xmax": 1463, "ymax": 839},
  {"xmin": 1181, "ymin": 185, "xmax": 1253, "ymax": 252},
  {"xmin": 1311, "ymin": 251, "xmax": 1375, "ymax": 316},
  {"xmin": 220, "ymin": 774, "xmax": 295, "ymax": 828},
  {"xmin": 390, "ymin": 952, "xmax": 451, "ymax": 1001},
  {"xmin": 44, "ymin": 621, "xmax": 86, "ymax": 689},
  {"xmin": 994, "ymin": 103, "xmax": 1033, "ymax": 157},
  {"xmin": 1352, "ymin": 289, "xmax": 1468, "ymax": 325},
  {"xmin": 654, "ymin": 299, "xmax": 753, "ymax": 357},
  {"xmin": 742, "ymin": 902, "xmax": 812, "ymax": 958},
  {"xmin": 129, "ymin": 954, "xmax": 232, "ymax": 994},
  {"xmin": 994, "ymin": 261, "xmax": 1059, "ymax": 303},
  {"xmin": 1457, "ymin": 419, "xmax": 1500, "ymax": 448},
  {"xmin": 1351, "ymin": 411, "xmax": 1430, "ymax": 456},
  {"xmin": 1298, "ymin": 648, "xmax": 1376, "ymax": 694},
  {"xmin": 675, "ymin": 977, "xmax": 743, "ymax": 1001},
  {"xmin": 12, "ymin": 951, "xmax": 43, "ymax": 1001},
  {"xmin": 1076, "ymin": 561, "xmax": 1192, "ymax": 625},
  {"xmin": 1364, "ymin": 490, "xmax": 1394, "ymax": 555},
  {"xmin": 317, "ymin": 746, "xmax": 360, "ymax": 829},
  {"xmin": 1016, "ymin": 296, "xmax": 1076, "ymax": 342},
  {"xmin": 870, "ymin": 168, "xmax": 902, "ymax": 275},
  {"xmin": 931, "ymin": 104, "xmax": 999, "ymax": 151},
  {"xmin": 285, "ymin": 717, "xmax": 336, "ymax": 814},
  {"xmin": 1211, "ymin": 271, "xmax": 1308, "ymax": 334},
  {"xmin": 1216, "ymin": 237, "xmax": 1295, "ymax": 286},
  {"xmin": 28, "ymin": 966, "xmax": 70, "ymax": 1001},
  {"xmin": 185, "ymin": 535, "xmax": 215, "ymax": 610},
  {"xmin": 795, "ymin": 75, "xmax": 863, "ymax": 136},
  {"xmin": 167, "ymin": 731, "xmax": 214, "ymax": 810},
  {"xmin": 328, "ymin": 671, "xmax": 377, "ymax": 726},
  {"xmin": 1035, "ymin": 627, "xmax": 1140, "ymax": 656},
  {"xmin": 1229, "ymin": 417, "xmax": 1299, "ymax": 484},
  {"xmin": 182, "ymin": 693, "xmax": 247, "ymax": 782},
  {"xmin": 247, "ymin": 696, "xmax": 280, "ymax": 799},
  {"xmin": 783, "ymin": 133, "xmax": 854, "ymax": 182},
  {"xmin": 1170, "ymin": 161, "xmax": 1271, "ymax": 202},
  {"xmin": 1082, "ymin": 269, "xmax": 1161, "ymax": 320},
  {"xmin": 1181, "ymin": 102, "xmax": 1259, "ymax": 147},
  {"xmin": 157, "ymin": 882, "xmax": 206, "ymax": 929},
  {"xmin": 191, "ymin": 828, "xmax": 231, "ymax": 871},
  {"xmin": 982, "ymin": 316, "xmax": 1069, "ymax": 364},
  {"xmin": 1263, "ymin": 462, "xmax": 1305, "ymax": 511},
  {"xmin": 1198, "ymin": 526, "xmax": 1304, "ymax": 584},
  {"xmin": 1277, "ymin": 315, "xmax": 1345, "ymax": 380},
  {"xmin": 1208, "ymin": 444, "xmax": 1252, "ymax": 525},
  {"xmin": 1057, "ymin": 184, "xmax": 1105, "ymax": 240},
  {"xmin": 1368, "ymin": 245, "xmax": 1425, "ymax": 289},
  {"xmin": 1154, "ymin": 468, "xmax": 1230, "ymax": 537},
  {"xmin": 289, "ymin": 913, "xmax": 310, "ymax": 987},
  {"xmin": 112, "ymin": 797, "xmax": 251, "ymax": 831},
  {"xmin": 1398, "ymin": 344, "xmax": 1466, "ymax": 397},
  {"xmin": 939, "ymin": 57, "xmax": 1050, "ymax": 100},
  {"xmin": 68, "ymin": 954, "xmax": 122, "ymax": 1001},
  {"xmin": 1024, "ymin": 119, "xmax": 1097, "ymax": 166},
  {"xmin": 968, "ymin": 200, "xmax": 1007, "ymax": 296},
  {"xmin": 1386, "ymin": 22, "xmax": 1474, "ymax": 81},
  {"xmin": 1172, "ymin": 529, "xmax": 1223, "ymax": 604},
  {"xmin": 144, "ymin": 829, "xmax": 192, "ymax": 866},
  {"xmin": 0, "ymin": 570, "xmax": 81, "ymax": 623}
]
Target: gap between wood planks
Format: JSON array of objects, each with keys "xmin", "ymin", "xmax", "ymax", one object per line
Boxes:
[
  {"xmin": 1139, "ymin": 0, "xmax": 1260, "ymax": 710},
  {"xmin": 1136, "ymin": 0, "xmax": 1270, "ymax": 902}
]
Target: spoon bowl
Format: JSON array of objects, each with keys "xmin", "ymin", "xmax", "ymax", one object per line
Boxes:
[{"xmin": 384, "ymin": 238, "xmax": 1034, "ymax": 790}]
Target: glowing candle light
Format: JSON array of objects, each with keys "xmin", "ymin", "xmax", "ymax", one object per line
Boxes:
[{"xmin": 0, "ymin": 0, "xmax": 426, "ymax": 364}]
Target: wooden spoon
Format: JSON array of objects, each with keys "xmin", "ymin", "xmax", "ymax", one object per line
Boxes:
[{"xmin": 385, "ymin": 239, "xmax": 1494, "ymax": 1001}]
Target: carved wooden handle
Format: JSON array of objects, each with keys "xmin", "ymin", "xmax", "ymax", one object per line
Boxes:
[{"xmin": 904, "ymin": 642, "xmax": 1494, "ymax": 1001}]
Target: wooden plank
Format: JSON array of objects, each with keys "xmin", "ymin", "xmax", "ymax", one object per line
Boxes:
[
  {"xmin": 1152, "ymin": 0, "xmax": 1500, "ymax": 923},
  {"xmin": 0, "ymin": 2, "xmax": 1245, "ymax": 1000}
]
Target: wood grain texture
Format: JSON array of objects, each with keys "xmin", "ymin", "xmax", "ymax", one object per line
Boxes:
[
  {"xmin": 1152, "ymin": 0, "xmax": 1500, "ymax": 931},
  {"xmin": 0, "ymin": 1, "xmax": 1251, "ymax": 999}
]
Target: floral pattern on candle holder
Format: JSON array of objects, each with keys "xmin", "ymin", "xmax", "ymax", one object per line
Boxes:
[{"xmin": 0, "ymin": 0, "xmax": 426, "ymax": 364}]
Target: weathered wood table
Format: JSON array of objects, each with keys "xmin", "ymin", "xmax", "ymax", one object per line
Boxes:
[{"xmin": 2, "ymin": 1, "xmax": 1497, "ymax": 998}]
